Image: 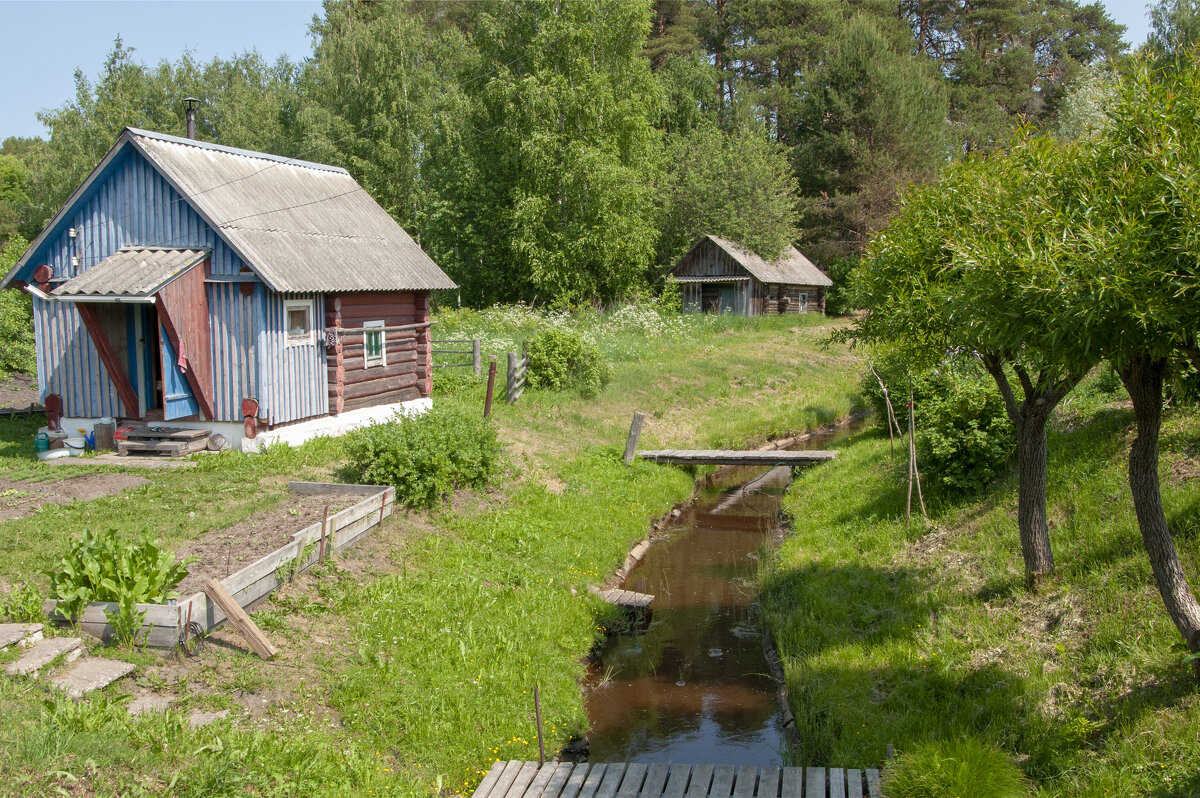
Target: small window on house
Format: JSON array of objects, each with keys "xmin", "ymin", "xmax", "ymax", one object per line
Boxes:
[
  {"xmin": 364, "ymin": 320, "xmax": 385, "ymax": 367},
  {"xmin": 285, "ymin": 299, "xmax": 314, "ymax": 346}
]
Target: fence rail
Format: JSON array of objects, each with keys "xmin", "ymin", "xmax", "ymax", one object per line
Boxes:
[
  {"xmin": 507, "ymin": 348, "xmax": 529, "ymax": 404},
  {"xmin": 0, "ymin": 403, "xmax": 44, "ymax": 420},
  {"xmin": 431, "ymin": 338, "xmax": 482, "ymax": 376}
]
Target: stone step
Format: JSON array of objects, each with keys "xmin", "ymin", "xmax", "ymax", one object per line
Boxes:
[
  {"xmin": 50, "ymin": 658, "xmax": 136, "ymax": 699},
  {"xmin": 0, "ymin": 623, "xmax": 43, "ymax": 650},
  {"xmin": 5, "ymin": 637, "xmax": 82, "ymax": 677}
]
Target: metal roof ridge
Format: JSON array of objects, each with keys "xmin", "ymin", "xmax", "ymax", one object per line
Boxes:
[
  {"xmin": 126, "ymin": 127, "xmax": 350, "ymax": 176},
  {"xmin": 218, "ymin": 224, "xmax": 389, "ymax": 242}
]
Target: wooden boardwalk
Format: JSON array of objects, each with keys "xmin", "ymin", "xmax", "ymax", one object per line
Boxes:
[
  {"xmin": 637, "ymin": 451, "xmax": 837, "ymax": 468},
  {"xmin": 589, "ymin": 586, "xmax": 654, "ymax": 609},
  {"xmin": 473, "ymin": 762, "xmax": 882, "ymax": 798}
]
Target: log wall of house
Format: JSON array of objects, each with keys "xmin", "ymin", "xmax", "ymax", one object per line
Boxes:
[
  {"xmin": 325, "ymin": 291, "xmax": 431, "ymax": 414},
  {"xmin": 755, "ymin": 283, "xmax": 826, "ymax": 315}
]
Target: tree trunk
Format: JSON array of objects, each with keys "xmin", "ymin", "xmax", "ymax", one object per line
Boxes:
[
  {"xmin": 1120, "ymin": 355, "xmax": 1200, "ymax": 654},
  {"xmin": 1017, "ymin": 408, "xmax": 1055, "ymax": 587}
]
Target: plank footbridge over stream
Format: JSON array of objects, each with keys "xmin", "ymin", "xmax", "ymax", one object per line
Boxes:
[
  {"xmin": 635, "ymin": 451, "xmax": 837, "ymax": 467},
  {"xmin": 473, "ymin": 761, "xmax": 882, "ymax": 798}
]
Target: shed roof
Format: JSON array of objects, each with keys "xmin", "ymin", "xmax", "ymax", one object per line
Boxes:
[
  {"xmin": 4, "ymin": 128, "xmax": 456, "ymax": 294},
  {"xmin": 693, "ymin": 235, "xmax": 832, "ymax": 287},
  {"xmin": 51, "ymin": 247, "xmax": 208, "ymax": 299}
]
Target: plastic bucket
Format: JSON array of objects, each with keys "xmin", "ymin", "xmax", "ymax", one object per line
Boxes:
[{"xmin": 64, "ymin": 437, "xmax": 87, "ymax": 455}]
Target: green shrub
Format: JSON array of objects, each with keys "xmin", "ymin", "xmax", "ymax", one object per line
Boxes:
[
  {"xmin": 822, "ymin": 256, "xmax": 859, "ymax": 316},
  {"xmin": 0, "ymin": 581, "xmax": 44, "ymax": 623},
  {"xmin": 882, "ymin": 737, "xmax": 1031, "ymax": 798},
  {"xmin": 525, "ymin": 328, "xmax": 611, "ymax": 398},
  {"xmin": 0, "ymin": 237, "xmax": 35, "ymax": 377},
  {"xmin": 862, "ymin": 354, "xmax": 1014, "ymax": 496},
  {"xmin": 343, "ymin": 405, "xmax": 502, "ymax": 509},
  {"xmin": 45, "ymin": 529, "xmax": 193, "ymax": 645}
]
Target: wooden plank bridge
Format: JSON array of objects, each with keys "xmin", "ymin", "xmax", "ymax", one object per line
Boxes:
[
  {"xmin": 588, "ymin": 586, "xmax": 655, "ymax": 609},
  {"xmin": 636, "ymin": 450, "xmax": 837, "ymax": 468},
  {"xmin": 472, "ymin": 762, "xmax": 882, "ymax": 798}
]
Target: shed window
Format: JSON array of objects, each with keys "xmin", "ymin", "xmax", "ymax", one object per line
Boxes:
[
  {"xmin": 797, "ymin": 292, "xmax": 809, "ymax": 313},
  {"xmin": 364, "ymin": 320, "xmax": 385, "ymax": 367},
  {"xmin": 285, "ymin": 299, "xmax": 314, "ymax": 346}
]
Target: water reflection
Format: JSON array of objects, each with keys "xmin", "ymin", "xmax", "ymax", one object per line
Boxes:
[{"xmin": 584, "ymin": 424, "xmax": 859, "ymax": 765}]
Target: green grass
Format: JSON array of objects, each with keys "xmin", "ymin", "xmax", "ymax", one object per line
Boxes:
[
  {"xmin": 760, "ymin": 374, "xmax": 1200, "ymax": 796},
  {"xmin": 0, "ymin": 308, "xmax": 863, "ymax": 797}
]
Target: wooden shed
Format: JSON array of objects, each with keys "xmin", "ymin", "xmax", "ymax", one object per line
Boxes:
[
  {"xmin": 0, "ymin": 127, "xmax": 455, "ymax": 449},
  {"xmin": 671, "ymin": 235, "xmax": 832, "ymax": 316}
]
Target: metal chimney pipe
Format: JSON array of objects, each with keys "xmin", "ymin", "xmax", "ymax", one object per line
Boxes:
[{"xmin": 184, "ymin": 97, "xmax": 200, "ymax": 139}]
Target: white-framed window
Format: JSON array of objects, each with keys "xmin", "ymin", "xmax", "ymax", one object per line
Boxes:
[
  {"xmin": 363, "ymin": 319, "xmax": 385, "ymax": 367},
  {"xmin": 797, "ymin": 292, "xmax": 809, "ymax": 313},
  {"xmin": 285, "ymin": 299, "xmax": 314, "ymax": 347}
]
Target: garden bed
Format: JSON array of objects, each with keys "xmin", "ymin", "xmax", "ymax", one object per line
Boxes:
[{"xmin": 44, "ymin": 481, "xmax": 395, "ymax": 649}]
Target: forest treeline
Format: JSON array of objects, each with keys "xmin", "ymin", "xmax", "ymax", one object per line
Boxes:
[{"xmin": 0, "ymin": 0, "xmax": 1126, "ymax": 306}]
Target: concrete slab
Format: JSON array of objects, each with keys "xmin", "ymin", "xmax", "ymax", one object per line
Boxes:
[
  {"xmin": 5, "ymin": 637, "xmax": 82, "ymax": 676},
  {"xmin": 128, "ymin": 693, "xmax": 176, "ymax": 715},
  {"xmin": 0, "ymin": 623, "xmax": 43, "ymax": 650},
  {"xmin": 189, "ymin": 710, "xmax": 230, "ymax": 728},
  {"xmin": 50, "ymin": 658, "xmax": 135, "ymax": 698}
]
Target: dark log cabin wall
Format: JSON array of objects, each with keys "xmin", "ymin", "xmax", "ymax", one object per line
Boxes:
[{"xmin": 326, "ymin": 291, "xmax": 431, "ymax": 414}]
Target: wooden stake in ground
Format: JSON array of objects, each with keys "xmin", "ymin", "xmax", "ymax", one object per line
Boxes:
[
  {"xmin": 318, "ymin": 502, "xmax": 330, "ymax": 561},
  {"xmin": 202, "ymin": 579, "xmax": 278, "ymax": 660},
  {"xmin": 910, "ymin": 387, "xmax": 927, "ymax": 520},
  {"xmin": 870, "ymin": 366, "xmax": 901, "ymax": 458},
  {"xmin": 624, "ymin": 412, "xmax": 645, "ymax": 464}
]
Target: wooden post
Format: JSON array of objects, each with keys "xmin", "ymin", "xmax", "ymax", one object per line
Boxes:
[
  {"xmin": 507, "ymin": 351, "xmax": 517, "ymax": 403},
  {"xmin": 318, "ymin": 503, "xmax": 330, "ymax": 561},
  {"xmin": 484, "ymin": 357, "xmax": 497, "ymax": 418},
  {"xmin": 534, "ymin": 683, "xmax": 546, "ymax": 767},
  {"xmin": 202, "ymin": 579, "xmax": 278, "ymax": 660},
  {"xmin": 472, "ymin": 339, "xmax": 481, "ymax": 377},
  {"xmin": 624, "ymin": 412, "xmax": 645, "ymax": 464}
]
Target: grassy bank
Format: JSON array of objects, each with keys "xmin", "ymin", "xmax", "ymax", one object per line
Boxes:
[
  {"xmin": 0, "ymin": 308, "xmax": 861, "ymax": 797},
  {"xmin": 760, "ymin": 375, "xmax": 1200, "ymax": 796}
]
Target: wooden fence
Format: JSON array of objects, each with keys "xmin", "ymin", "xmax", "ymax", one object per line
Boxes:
[
  {"xmin": 0, "ymin": 403, "xmax": 44, "ymax": 420},
  {"xmin": 507, "ymin": 347, "xmax": 529, "ymax": 404},
  {"xmin": 432, "ymin": 338, "xmax": 482, "ymax": 375}
]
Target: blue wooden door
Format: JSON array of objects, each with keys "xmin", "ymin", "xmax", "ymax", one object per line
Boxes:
[
  {"xmin": 159, "ymin": 324, "xmax": 198, "ymax": 419},
  {"xmin": 718, "ymin": 286, "xmax": 737, "ymax": 313}
]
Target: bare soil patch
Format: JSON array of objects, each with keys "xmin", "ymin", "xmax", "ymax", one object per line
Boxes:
[
  {"xmin": 0, "ymin": 373, "xmax": 40, "ymax": 410},
  {"xmin": 174, "ymin": 491, "xmax": 367, "ymax": 597},
  {"xmin": 0, "ymin": 473, "xmax": 151, "ymax": 521}
]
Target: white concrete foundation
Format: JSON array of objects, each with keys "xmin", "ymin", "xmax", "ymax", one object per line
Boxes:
[
  {"xmin": 57, "ymin": 396, "xmax": 432, "ymax": 455},
  {"xmin": 242, "ymin": 397, "xmax": 431, "ymax": 452}
]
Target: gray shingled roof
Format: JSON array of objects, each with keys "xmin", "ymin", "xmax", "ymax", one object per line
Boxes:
[
  {"xmin": 128, "ymin": 129, "xmax": 456, "ymax": 293},
  {"xmin": 52, "ymin": 247, "xmax": 208, "ymax": 298},
  {"xmin": 706, "ymin": 235, "xmax": 832, "ymax": 287}
]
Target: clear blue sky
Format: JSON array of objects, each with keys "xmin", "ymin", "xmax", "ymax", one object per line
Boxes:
[{"xmin": 0, "ymin": 0, "xmax": 1158, "ymax": 142}]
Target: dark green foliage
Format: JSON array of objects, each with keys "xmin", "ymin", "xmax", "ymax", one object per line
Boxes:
[
  {"xmin": 0, "ymin": 581, "xmax": 44, "ymax": 624},
  {"xmin": 882, "ymin": 737, "xmax": 1031, "ymax": 798},
  {"xmin": 821, "ymin": 256, "xmax": 859, "ymax": 316},
  {"xmin": 863, "ymin": 356, "xmax": 1014, "ymax": 496},
  {"xmin": 0, "ymin": 236, "xmax": 35, "ymax": 377},
  {"xmin": 525, "ymin": 328, "xmax": 610, "ymax": 399},
  {"xmin": 45, "ymin": 529, "xmax": 192, "ymax": 645},
  {"xmin": 343, "ymin": 406, "xmax": 502, "ymax": 510}
]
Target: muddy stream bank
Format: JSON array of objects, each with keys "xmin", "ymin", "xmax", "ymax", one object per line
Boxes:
[{"xmin": 583, "ymin": 421, "xmax": 863, "ymax": 765}]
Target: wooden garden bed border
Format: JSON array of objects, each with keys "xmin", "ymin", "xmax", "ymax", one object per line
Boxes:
[{"xmin": 43, "ymin": 481, "xmax": 395, "ymax": 649}]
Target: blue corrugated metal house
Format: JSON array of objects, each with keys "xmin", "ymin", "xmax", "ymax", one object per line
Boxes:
[{"xmin": 1, "ymin": 127, "xmax": 456, "ymax": 448}]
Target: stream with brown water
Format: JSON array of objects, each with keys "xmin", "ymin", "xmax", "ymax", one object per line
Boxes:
[{"xmin": 583, "ymin": 422, "xmax": 861, "ymax": 765}]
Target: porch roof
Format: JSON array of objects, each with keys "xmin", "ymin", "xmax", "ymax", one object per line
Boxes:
[
  {"xmin": 51, "ymin": 247, "xmax": 209, "ymax": 299},
  {"xmin": 672, "ymin": 275, "xmax": 750, "ymax": 283}
]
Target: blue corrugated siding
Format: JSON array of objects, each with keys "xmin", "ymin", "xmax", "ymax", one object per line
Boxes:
[
  {"xmin": 258, "ymin": 292, "xmax": 328, "ymax": 425},
  {"xmin": 32, "ymin": 297, "xmax": 125, "ymax": 417},
  {"xmin": 208, "ymin": 282, "xmax": 260, "ymax": 422},
  {"xmin": 31, "ymin": 149, "xmax": 250, "ymax": 282}
]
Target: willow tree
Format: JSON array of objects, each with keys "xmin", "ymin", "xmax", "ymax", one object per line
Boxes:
[
  {"xmin": 851, "ymin": 135, "xmax": 1095, "ymax": 586},
  {"xmin": 1065, "ymin": 54, "xmax": 1200, "ymax": 654}
]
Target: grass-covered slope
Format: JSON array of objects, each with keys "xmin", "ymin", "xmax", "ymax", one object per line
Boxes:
[
  {"xmin": 760, "ymin": 378, "xmax": 1200, "ymax": 796},
  {"xmin": 0, "ymin": 309, "xmax": 861, "ymax": 798}
]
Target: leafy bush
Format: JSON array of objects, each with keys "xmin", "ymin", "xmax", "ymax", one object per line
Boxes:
[
  {"xmin": 45, "ymin": 529, "xmax": 193, "ymax": 645},
  {"xmin": 822, "ymin": 256, "xmax": 859, "ymax": 316},
  {"xmin": 882, "ymin": 737, "xmax": 1031, "ymax": 798},
  {"xmin": 343, "ymin": 405, "xmax": 502, "ymax": 509},
  {"xmin": 525, "ymin": 328, "xmax": 611, "ymax": 398},
  {"xmin": 0, "ymin": 236, "xmax": 35, "ymax": 377},
  {"xmin": 0, "ymin": 580, "xmax": 44, "ymax": 623},
  {"xmin": 862, "ymin": 354, "xmax": 1014, "ymax": 496}
]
